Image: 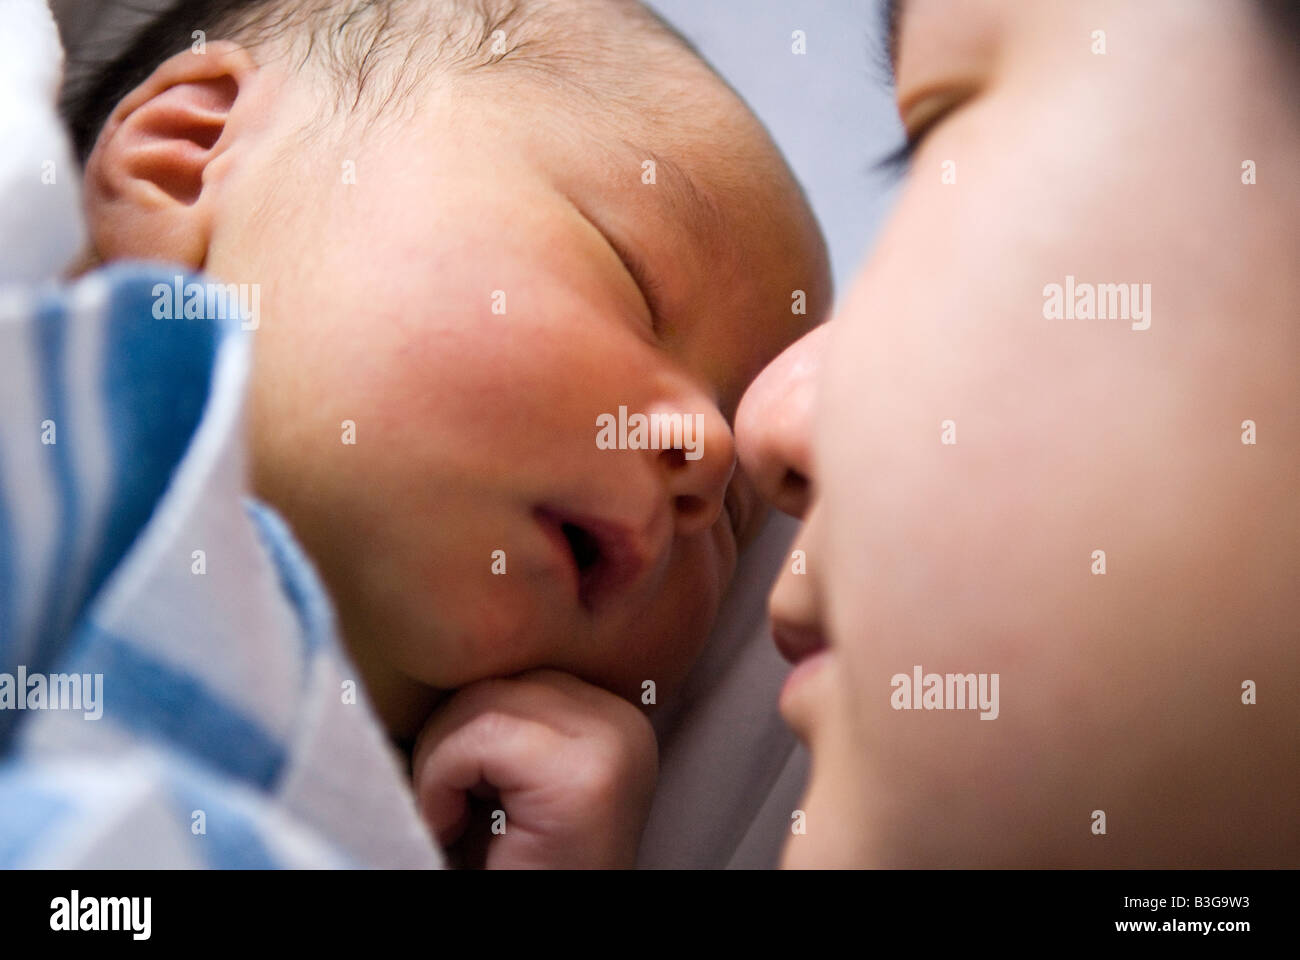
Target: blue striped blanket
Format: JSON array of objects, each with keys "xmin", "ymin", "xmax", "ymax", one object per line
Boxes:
[{"xmin": 0, "ymin": 266, "xmax": 442, "ymax": 868}]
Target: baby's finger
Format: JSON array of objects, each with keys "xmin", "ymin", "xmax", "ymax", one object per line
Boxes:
[{"xmin": 412, "ymin": 709, "xmax": 562, "ymax": 846}]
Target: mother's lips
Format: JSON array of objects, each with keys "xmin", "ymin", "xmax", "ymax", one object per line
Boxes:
[
  {"xmin": 774, "ymin": 619, "xmax": 833, "ymax": 723},
  {"xmin": 772, "ymin": 620, "xmax": 828, "ymax": 666}
]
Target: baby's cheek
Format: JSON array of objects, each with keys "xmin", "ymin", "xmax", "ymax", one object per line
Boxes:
[{"xmin": 586, "ymin": 536, "xmax": 725, "ymax": 706}]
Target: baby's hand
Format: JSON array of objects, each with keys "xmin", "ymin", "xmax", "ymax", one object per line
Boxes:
[{"xmin": 412, "ymin": 669, "xmax": 657, "ymax": 869}]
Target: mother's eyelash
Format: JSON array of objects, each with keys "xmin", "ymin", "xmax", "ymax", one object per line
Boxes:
[
  {"xmin": 872, "ymin": 136, "xmax": 919, "ymax": 179},
  {"xmin": 869, "ymin": 90, "xmax": 967, "ymax": 181}
]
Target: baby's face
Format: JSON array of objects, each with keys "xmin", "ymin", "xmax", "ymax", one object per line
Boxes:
[{"xmin": 216, "ymin": 58, "xmax": 829, "ymax": 733}]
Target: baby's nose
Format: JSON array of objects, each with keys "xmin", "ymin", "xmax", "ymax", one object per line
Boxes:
[
  {"xmin": 735, "ymin": 324, "xmax": 827, "ymax": 519},
  {"xmin": 647, "ymin": 399, "xmax": 736, "ymax": 537}
]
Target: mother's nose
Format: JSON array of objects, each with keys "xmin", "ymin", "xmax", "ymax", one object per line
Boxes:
[{"xmin": 735, "ymin": 324, "xmax": 829, "ymax": 519}]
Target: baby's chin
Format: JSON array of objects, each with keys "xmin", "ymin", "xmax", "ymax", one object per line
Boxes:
[{"xmin": 586, "ymin": 562, "xmax": 730, "ymax": 704}]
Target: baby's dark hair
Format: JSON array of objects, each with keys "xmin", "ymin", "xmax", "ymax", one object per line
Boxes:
[{"xmin": 62, "ymin": 0, "xmax": 697, "ymax": 163}]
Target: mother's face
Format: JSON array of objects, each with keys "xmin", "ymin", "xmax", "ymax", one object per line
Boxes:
[{"xmin": 737, "ymin": 0, "xmax": 1299, "ymax": 867}]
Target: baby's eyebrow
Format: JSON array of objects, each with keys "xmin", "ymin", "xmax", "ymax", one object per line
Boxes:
[{"xmin": 620, "ymin": 141, "xmax": 729, "ymax": 271}]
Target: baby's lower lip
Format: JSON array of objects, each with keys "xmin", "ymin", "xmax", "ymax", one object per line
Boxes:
[{"xmin": 536, "ymin": 509, "xmax": 581, "ymax": 601}]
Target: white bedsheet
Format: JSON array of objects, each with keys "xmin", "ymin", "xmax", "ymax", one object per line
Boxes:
[
  {"xmin": 0, "ymin": 0, "xmax": 84, "ymax": 285},
  {"xmin": 638, "ymin": 512, "xmax": 809, "ymax": 868}
]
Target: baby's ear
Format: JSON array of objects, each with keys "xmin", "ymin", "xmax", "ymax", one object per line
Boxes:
[{"xmin": 83, "ymin": 42, "xmax": 258, "ymax": 268}]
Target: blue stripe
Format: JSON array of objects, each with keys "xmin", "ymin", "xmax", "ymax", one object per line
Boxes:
[
  {"xmin": 31, "ymin": 295, "xmax": 79, "ymax": 673},
  {"xmin": 168, "ymin": 770, "xmax": 283, "ymax": 868},
  {"xmin": 89, "ymin": 273, "xmax": 217, "ymax": 625},
  {"xmin": 0, "ymin": 775, "xmax": 72, "ymax": 867},
  {"xmin": 245, "ymin": 499, "xmax": 336, "ymax": 658},
  {"xmin": 62, "ymin": 622, "xmax": 286, "ymax": 790}
]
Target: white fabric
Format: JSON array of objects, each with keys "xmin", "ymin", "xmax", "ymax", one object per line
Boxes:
[
  {"xmin": 639, "ymin": 513, "xmax": 809, "ymax": 869},
  {"xmin": 0, "ymin": 0, "xmax": 85, "ymax": 285}
]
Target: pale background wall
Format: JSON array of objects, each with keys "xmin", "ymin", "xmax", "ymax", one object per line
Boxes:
[{"xmin": 645, "ymin": 0, "xmax": 903, "ymax": 294}]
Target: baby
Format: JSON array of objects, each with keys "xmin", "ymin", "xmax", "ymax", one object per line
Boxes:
[{"xmin": 67, "ymin": 0, "xmax": 830, "ymax": 865}]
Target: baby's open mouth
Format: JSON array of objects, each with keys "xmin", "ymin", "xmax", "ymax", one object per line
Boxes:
[
  {"xmin": 536, "ymin": 507, "xmax": 647, "ymax": 612},
  {"xmin": 561, "ymin": 521, "xmax": 603, "ymax": 578}
]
